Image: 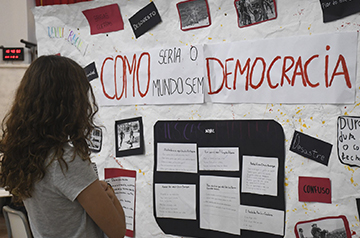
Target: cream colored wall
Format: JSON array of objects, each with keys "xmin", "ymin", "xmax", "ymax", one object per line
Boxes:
[
  {"xmin": 0, "ymin": 0, "xmax": 33, "ymax": 122},
  {"xmin": 0, "ymin": 65, "xmax": 27, "ymax": 122},
  {"xmin": 0, "ymin": 0, "xmax": 36, "ymax": 64}
]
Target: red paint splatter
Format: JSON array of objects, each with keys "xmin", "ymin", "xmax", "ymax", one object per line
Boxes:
[
  {"xmin": 112, "ymin": 156, "xmax": 124, "ymax": 168},
  {"xmin": 293, "ymin": 9, "xmax": 304, "ymax": 16},
  {"xmin": 231, "ymin": 104, "xmax": 235, "ymax": 119}
]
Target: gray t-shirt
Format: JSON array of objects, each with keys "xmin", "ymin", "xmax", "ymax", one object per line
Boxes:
[{"xmin": 23, "ymin": 144, "xmax": 104, "ymax": 238}]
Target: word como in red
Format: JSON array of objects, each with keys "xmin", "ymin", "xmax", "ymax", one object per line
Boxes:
[{"xmin": 100, "ymin": 52, "xmax": 151, "ymax": 100}]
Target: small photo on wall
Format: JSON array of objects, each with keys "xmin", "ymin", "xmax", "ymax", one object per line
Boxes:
[
  {"xmin": 234, "ymin": 0, "xmax": 277, "ymax": 28},
  {"xmin": 88, "ymin": 127, "xmax": 103, "ymax": 153},
  {"xmin": 294, "ymin": 215, "xmax": 351, "ymax": 238},
  {"xmin": 115, "ymin": 117, "xmax": 144, "ymax": 157},
  {"xmin": 177, "ymin": 0, "xmax": 211, "ymax": 31}
]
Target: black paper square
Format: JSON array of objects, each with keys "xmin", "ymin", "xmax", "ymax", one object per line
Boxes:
[
  {"xmin": 84, "ymin": 62, "xmax": 99, "ymax": 82},
  {"xmin": 88, "ymin": 127, "xmax": 102, "ymax": 153},
  {"xmin": 115, "ymin": 117, "xmax": 144, "ymax": 157},
  {"xmin": 290, "ymin": 131, "xmax": 332, "ymax": 166},
  {"xmin": 129, "ymin": 2, "xmax": 162, "ymax": 38},
  {"xmin": 319, "ymin": 0, "xmax": 360, "ymax": 23}
]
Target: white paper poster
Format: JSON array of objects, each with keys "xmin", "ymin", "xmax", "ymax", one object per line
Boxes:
[
  {"xmin": 105, "ymin": 176, "xmax": 136, "ymax": 233},
  {"xmin": 239, "ymin": 205, "xmax": 284, "ymax": 236},
  {"xmin": 155, "ymin": 184, "xmax": 196, "ymax": 220},
  {"xmin": 97, "ymin": 45, "xmax": 205, "ymax": 106},
  {"xmin": 33, "ymin": 1, "xmax": 358, "ymax": 105},
  {"xmin": 203, "ymin": 32, "xmax": 358, "ymax": 104},
  {"xmin": 200, "ymin": 175, "xmax": 240, "ymax": 236},
  {"xmin": 157, "ymin": 143, "xmax": 198, "ymax": 173},
  {"xmin": 199, "ymin": 147, "xmax": 239, "ymax": 171},
  {"xmin": 241, "ymin": 155, "xmax": 278, "ymax": 196}
]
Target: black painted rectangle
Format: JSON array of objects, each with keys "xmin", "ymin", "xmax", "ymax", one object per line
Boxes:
[
  {"xmin": 290, "ymin": 131, "xmax": 332, "ymax": 166},
  {"xmin": 129, "ymin": 2, "xmax": 162, "ymax": 38},
  {"xmin": 319, "ymin": 0, "xmax": 360, "ymax": 23},
  {"xmin": 3, "ymin": 47, "xmax": 24, "ymax": 61},
  {"xmin": 84, "ymin": 62, "xmax": 98, "ymax": 82}
]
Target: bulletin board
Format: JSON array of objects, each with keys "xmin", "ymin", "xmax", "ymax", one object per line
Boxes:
[
  {"xmin": 153, "ymin": 120, "xmax": 285, "ymax": 237},
  {"xmin": 30, "ymin": 0, "xmax": 360, "ymax": 237}
]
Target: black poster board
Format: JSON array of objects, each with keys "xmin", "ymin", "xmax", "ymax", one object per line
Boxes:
[
  {"xmin": 153, "ymin": 120, "xmax": 285, "ymax": 238},
  {"xmin": 319, "ymin": 0, "xmax": 360, "ymax": 23}
]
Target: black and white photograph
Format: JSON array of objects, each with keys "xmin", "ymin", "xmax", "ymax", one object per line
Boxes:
[
  {"xmin": 234, "ymin": 0, "xmax": 277, "ymax": 28},
  {"xmin": 295, "ymin": 216, "xmax": 351, "ymax": 238},
  {"xmin": 88, "ymin": 127, "xmax": 102, "ymax": 153},
  {"xmin": 177, "ymin": 0, "xmax": 211, "ymax": 31},
  {"xmin": 115, "ymin": 117, "xmax": 144, "ymax": 157}
]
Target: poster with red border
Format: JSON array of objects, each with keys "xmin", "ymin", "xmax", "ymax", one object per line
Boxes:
[
  {"xmin": 105, "ymin": 168, "xmax": 136, "ymax": 237},
  {"xmin": 294, "ymin": 216, "xmax": 351, "ymax": 238},
  {"xmin": 177, "ymin": 0, "xmax": 211, "ymax": 31},
  {"xmin": 234, "ymin": 0, "xmax": 277, "ymax": 28}
]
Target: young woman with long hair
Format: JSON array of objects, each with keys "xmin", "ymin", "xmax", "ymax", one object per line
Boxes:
[{"xmin": 0, "ymin": 55, "xmax": 125, "ymax": 238}]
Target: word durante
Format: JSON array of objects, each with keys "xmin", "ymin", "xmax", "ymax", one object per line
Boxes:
[
  {"xmin": 206, "ymin": 45, "xmax": 351, "ymax": 94},
  {"xmin": 132, "ymin": 11, "xmax": 157, "ymax": 30},
  {"xmin": 339, "ymin": 117, "xmax": 360, "ymax": 131},
  {"xmin": 303, "ymin": 185, "xmax": 330, "ymax": 194}
]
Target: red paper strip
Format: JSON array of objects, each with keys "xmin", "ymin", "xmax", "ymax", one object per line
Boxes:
[{"xmin": 105, "ymin": 168, "xmax": 136, "ymax": 179}]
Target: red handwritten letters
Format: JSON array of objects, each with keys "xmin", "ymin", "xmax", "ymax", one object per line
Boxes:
[
  {"xmin": 97, "ymin": 33, "xmax": 357, "ymax": 105},
  {"xmin": 206, "ymin": 46, "xmax": 351, "ymax": 94},
  {"xmin": 101, "ymin": 53, "xmax": 151, "ymax": 100}
]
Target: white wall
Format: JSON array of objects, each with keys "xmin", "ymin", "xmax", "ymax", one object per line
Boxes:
[
  {"xmin": 0, "ymin": 0, "xmax": 36, "ymax": 65},
  {"xmin": 0, "ymin": 65, "xmax": 27, "ymax": 121},
  {"xmin": 0, "ymin": 0, "xmax": 35, "ymax": 121}
]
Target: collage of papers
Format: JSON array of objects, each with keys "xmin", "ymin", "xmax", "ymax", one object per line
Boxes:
[
  {"xmin": 153, "ymin": 120, "xmax": 285, "ymax": 237},
  {"xmin": 32, "ymin": 0, "xmax": 360, "ymax": 237}
]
